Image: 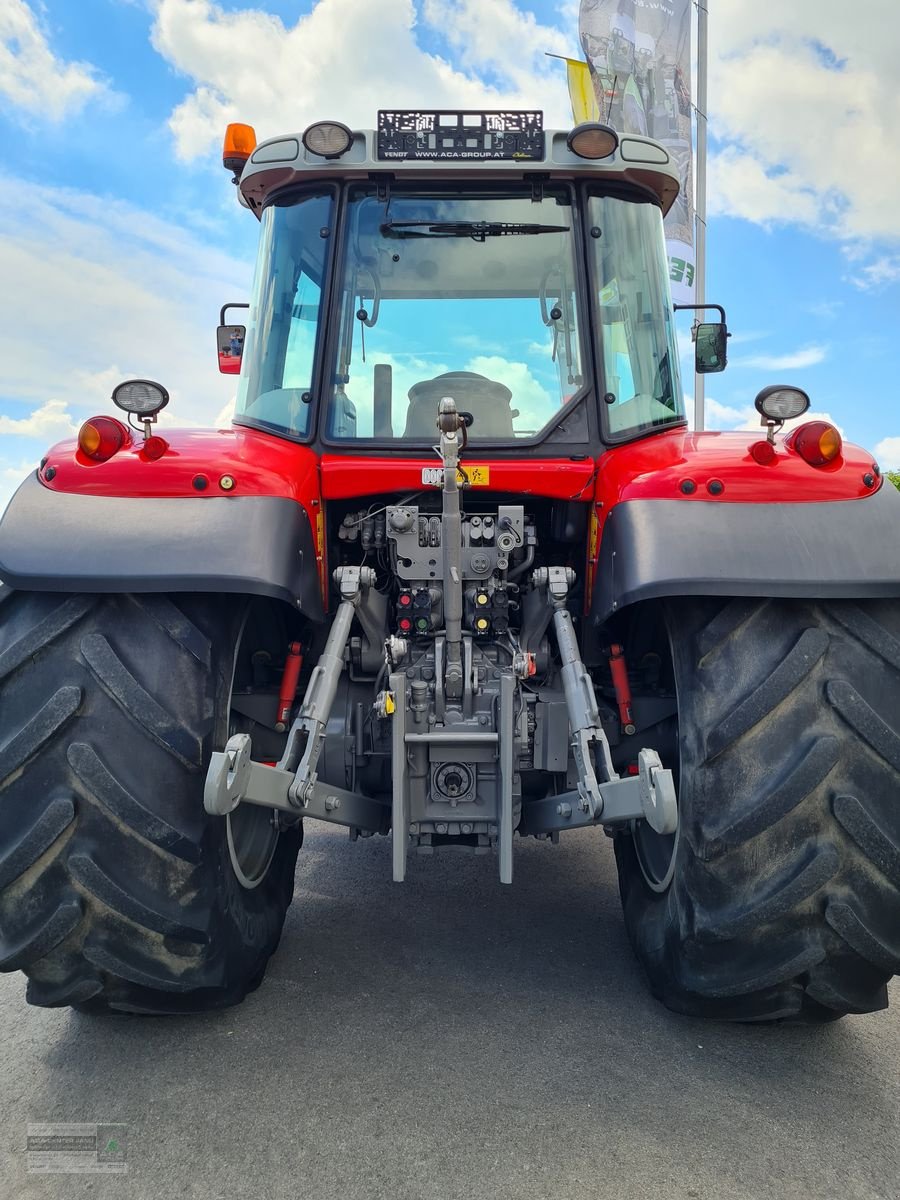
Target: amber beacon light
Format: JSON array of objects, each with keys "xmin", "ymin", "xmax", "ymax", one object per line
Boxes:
[{"xmin": 223, "ymin": 123, "xmax": 257, "ymax": 181}]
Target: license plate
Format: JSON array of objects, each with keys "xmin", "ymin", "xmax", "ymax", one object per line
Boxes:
[{"xmin": 378, "ymin": 111, "xmax": 544, "ymax": 161}]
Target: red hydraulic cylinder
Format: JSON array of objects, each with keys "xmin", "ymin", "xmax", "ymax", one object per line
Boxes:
[
  {"xmin": 608, "ymin": 643, "xmax": 636, "ymax": 735},
  {"xmin": 275, "ymin": 642, "xmax": 304, "ymax": 731}
]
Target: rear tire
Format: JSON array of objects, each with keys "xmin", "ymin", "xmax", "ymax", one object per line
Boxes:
[
  {"xmin": 615, "ymin": 597, "xmax": 900, "ymax": 1022},
  {"xmin": 0, "ymin": 588, "xmax": 301, "ymax": 1014}
]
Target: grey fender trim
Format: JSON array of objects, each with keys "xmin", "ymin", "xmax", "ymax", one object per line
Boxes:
[
  {"xmin": 593, "ymin": 485, "xmax": 900, "ymax": 621},
  {"xmin": 0, "ymin": 474, "xmax": 324, "ymax": 620}
]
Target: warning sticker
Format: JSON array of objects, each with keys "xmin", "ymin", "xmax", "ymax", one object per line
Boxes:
[{"xmin": 421, "ymin": 466, "xmax": 490, "ymax": 487}]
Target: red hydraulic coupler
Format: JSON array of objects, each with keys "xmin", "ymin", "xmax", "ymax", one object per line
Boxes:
[
  {"xmin": 275, "ymin": 642, "xmax": 304, "ymax": 731},
  {"xmin": 608, "ymin": 643, "xmax": 636, "ymax": 736}
]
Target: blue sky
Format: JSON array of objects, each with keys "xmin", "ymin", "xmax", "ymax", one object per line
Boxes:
[{"xmin": 1, "ymin": 0, "xmax": 898, "ymax": 508}]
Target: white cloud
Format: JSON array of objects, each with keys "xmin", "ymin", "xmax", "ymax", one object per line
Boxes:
[
  {"xmin": 339, "ymin": 350, "xmax": 450, "ymax": 437},
  {"xmin": 0, "ymin": 398, "xmax": 78, "ymax": 515},
  {"xmin": 0, "ymin": 176, "xmax": 249, "ymax": 424},
  {"xmin": 0, "ymin": 174, "xmax": 252, "ymax": 513},
  {"xmin": 736, "ymin": 345, "xmax": 827, "ymax": 372},
  {"xmin": 805, "ymin": 300, "xmax": 842, "ymax": 320},
  {"xmin": 874, "ymin": 437, "xmax": 900, "ymax": 471},
  {"xmin": 0, "ymin": 398, "xmax": 76, "ymax": 439},
  {"xmin": 0, "ymin": 0, "xmax": 107, "ymax": 119},
  {"xmin": 422, "ymin": 0, "xmax": 569, "ymax": 95},
  {"xmin": 706, "ymin": 1, "xmax": 900, "ymax": 251},
  {"xmin": 852, "ymin": 256, "xmax": 900, "ymax": 291},
  {"xmin": 464, "ymin": 354, "xmax": 555, "ymax": 431},
  {"xmin": 151, "ymin": 0, "xmax": 572, "ymax": 161},
  {"xmin": 707, "ymin": 148, "xmax": 821, "ymax": 230},
  {"xmin": 215, "ymin": 396, "xmax": 237, "ymax": 428},
  {"xmin": 698, "ymin": 396, "xmax": 844, "ymax": 438},
  {"xmin": 702, "ymin": 397, "xmax": 751, "ymax": 429}
]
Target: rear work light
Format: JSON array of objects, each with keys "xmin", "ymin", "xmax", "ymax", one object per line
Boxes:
[
  {"xmin": 77, "ymin": 416, "xmax": 129, "ymax": 462},
  {"xmin": 754, "ymin": 385, "xmax": 810, "ymax": 423},
  {"xmin": 789, "ymin": 420, "xmax": 843, "ymax": 467},
  {"xmin": 112, "ymin": 378, "xmax": 169, "ymax": 420}
]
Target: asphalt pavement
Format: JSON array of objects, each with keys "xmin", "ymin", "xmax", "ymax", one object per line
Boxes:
[{"xmin": 1, "ymin": 822, "xmax": 897, "ymax": 1200}]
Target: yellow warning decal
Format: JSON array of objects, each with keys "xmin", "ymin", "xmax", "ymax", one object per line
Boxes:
[
  {"xmin": 462, "ymin": 465, "xmax": 490, "ymax": 486},
  {"xmin": 421, "ymin": 465, "xmax": 491, "ymax": 487}
]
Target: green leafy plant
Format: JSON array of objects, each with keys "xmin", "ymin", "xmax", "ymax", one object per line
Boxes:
[{"xmin": 888, "ymin": 471, "xmax": 900, "ymax": 491}]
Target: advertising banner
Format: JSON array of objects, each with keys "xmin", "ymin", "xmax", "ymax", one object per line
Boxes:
[{"xmin": 579, "ymin": 0, "xmax": 695, "ymax": 303}]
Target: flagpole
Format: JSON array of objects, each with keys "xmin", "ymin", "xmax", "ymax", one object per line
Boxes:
[{"xmin": 694, "ymin": 0, "xmax": 709, "ymax": 431}]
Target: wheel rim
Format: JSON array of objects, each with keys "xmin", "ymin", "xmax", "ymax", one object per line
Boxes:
[
  {"xmin": 224, "ymin": 610, "xmax": 280, "ymax": 890},
  {"xmin": 634, "ymin": 820, "xmax": 679, "ymax": 893},
  {"xmin": 227, "ymin": 805, "xmax": 279, "ymax": 889}
]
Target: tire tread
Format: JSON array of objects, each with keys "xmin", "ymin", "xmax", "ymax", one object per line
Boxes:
[
  {"xmin": 0, "ymin": 591, "xmax": 301, "ymax": 1014},
  {"xmin": 616, "ymin": 597, "xmax": 900, "ymax": 1022}
]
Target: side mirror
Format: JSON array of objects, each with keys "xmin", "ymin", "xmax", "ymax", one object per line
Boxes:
[
  {"xmin": 673, "ymin": 303, "xmax": 730, "ymax": 375},
  {"xmin": 694, "ymin": 321, "xmax": 728, "ymax": 374},
  {"xmin": 217, "ymin": 324, "xmax": 245, "ymax": 376}
]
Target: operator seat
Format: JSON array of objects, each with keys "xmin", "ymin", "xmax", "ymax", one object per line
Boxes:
[{"xmin": 404, "ymin": 371, "xmax": 516, "ymax": 438}]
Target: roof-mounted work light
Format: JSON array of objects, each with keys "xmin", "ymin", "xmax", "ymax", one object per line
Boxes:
[
  {"xmin": 567, "ymin": 122, "xmax": 619, "ymax": 160},
  {"xmin": 302, "ymin": 120, "xmax": 353, "ymax": 159},
  {"xmin": 223, "ymin": 122, "xmax": 257, "ymax": 182}
]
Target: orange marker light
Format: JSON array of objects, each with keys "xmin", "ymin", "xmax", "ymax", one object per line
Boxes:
[
  {"xmin": 77, "ymin": 416, "xmax": 128, "ymax": 462},
  {"xmin": 791, "ymin": 421, "xmax": 843, "ymax": 467},
  {"xmin": 223, "ymin": 123, "xmax": 257, "ymax": 179}
]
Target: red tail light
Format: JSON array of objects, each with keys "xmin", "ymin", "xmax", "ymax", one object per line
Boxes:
[
  {"xmin": 789, "ymin": 421, "xmax": 842, "ymax": 467},
  {"xmin": 77, "ymin": 416, "xmax": 129, "ymax": 462},
  {"xmin": 142, "ymin": 435, "xmax": 169, "ymax": 461},
  {"xmin": 749, "ymin": 439, "xmax": 777, "ymax": 465}
]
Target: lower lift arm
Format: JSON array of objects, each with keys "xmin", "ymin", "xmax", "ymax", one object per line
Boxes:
[
  {"xmin": 204, "ymin": 565, "xmax": 389, "ymax": 833},
  {"xmin": 518, "ymin": 567, "xmax": 677, "ymax": 838}
]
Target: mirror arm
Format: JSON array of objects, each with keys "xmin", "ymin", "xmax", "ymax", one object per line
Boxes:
[
  {"xmin": 220, "ymin": 301, "xmax": 250, "ymax": 325},
  {"xmin": 673, "ymin": 302, "xmax": 727, "ymax": 323}
]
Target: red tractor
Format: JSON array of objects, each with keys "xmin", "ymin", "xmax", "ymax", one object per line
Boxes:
[{"xmin": 1, "ymin": 112, "xmax": 898, "ymax": 1021}]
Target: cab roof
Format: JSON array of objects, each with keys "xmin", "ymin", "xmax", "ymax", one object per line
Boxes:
[{"xmin": 237, "ymin": 111, "xmax": 680, "ymax": 218}]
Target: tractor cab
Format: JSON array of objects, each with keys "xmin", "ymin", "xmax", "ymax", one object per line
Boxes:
[{"xmin": 222, "ymin": 112, "xmax": 686, "ymax": 453}]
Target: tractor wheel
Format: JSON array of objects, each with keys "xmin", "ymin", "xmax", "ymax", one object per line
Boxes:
[
  {"xmin": 0, "ymin": 588, "xmax": 301, "ymax": 1014},
  {"xmin": 615, "ymin": 597, "xmax": 900, "ymax": 1022}
]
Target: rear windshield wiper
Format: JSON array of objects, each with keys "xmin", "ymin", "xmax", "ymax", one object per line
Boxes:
[{"xmin": 380, "ymin": 220, "xmax": 570, "ymax": 242}]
